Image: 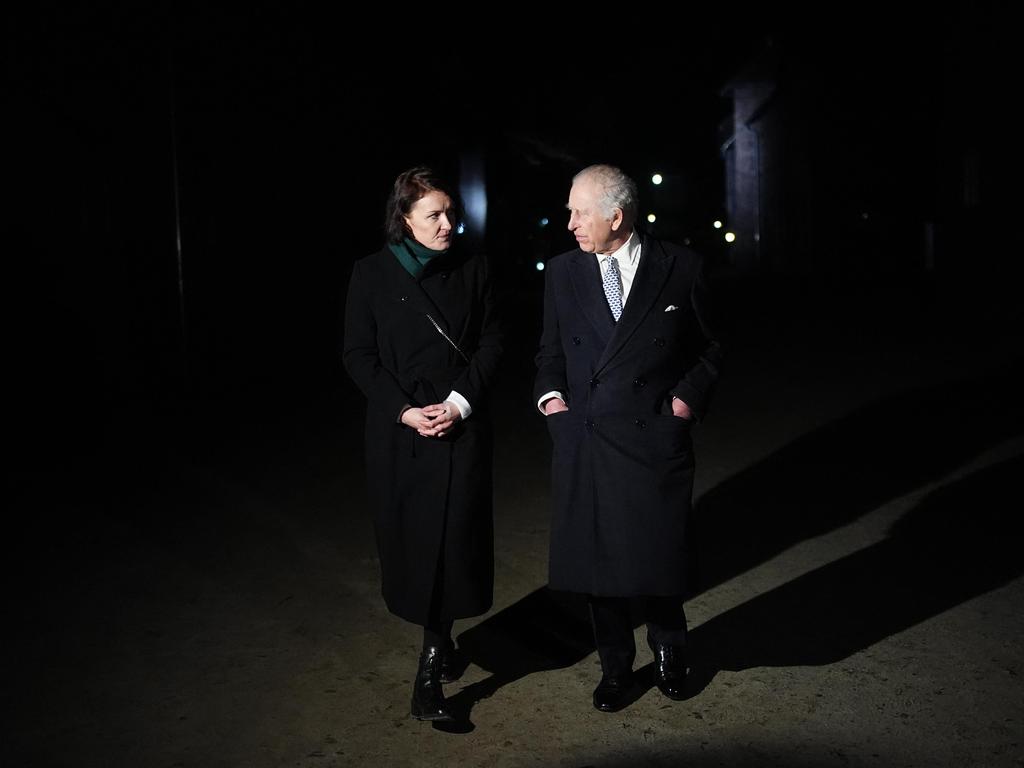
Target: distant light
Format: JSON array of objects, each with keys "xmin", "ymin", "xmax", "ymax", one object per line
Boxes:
[
  {"xmin": 456, "ymin": 223, "xmax": 466, "ymax": 234},
  {"xmin": 651, "ymin": 173, "xmax": 663, "ymax": 185},
  {"xmin": 460, "ymin": 159, "xmax": 487, "ymax": 239},
  {"xmin": 535, "ymin": 261, "xmax": 545, "ymax": 271},
  {"xmin": 713, "ymin": 220, "xmax": 723, "ymax": 229},
  {"xmin": 647, "ymin": 213, "xmax": 657, "ymax": 223},
  {"xmin": 539, "ymin": 217, "xmax": 549, "ymax": 227},
  {"xmin": 861, "ymin": 212, "xmax": 869, "ymax": 220},
  {"xmin": 683, "ymin": 238, "xmax": 691, "ymax": 246},
  {"xmin": 724, "ymin": 231, "xmax": 736, "ymax": 243}
]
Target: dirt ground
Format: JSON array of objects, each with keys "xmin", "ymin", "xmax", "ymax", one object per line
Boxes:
[{"xmin": 8, "ymin": 283, "xmax": 1023, "ymax": 767}]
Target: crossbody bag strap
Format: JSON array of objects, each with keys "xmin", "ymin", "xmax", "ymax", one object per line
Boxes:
[{"xmin": 425, "ymin": 313, "xmax": 470, "ymax": 364}]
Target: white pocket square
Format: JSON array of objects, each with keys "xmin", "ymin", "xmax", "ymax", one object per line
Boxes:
[{"xmin": 664, "ymin": 305, "xmax": 679, "ymax": 312}]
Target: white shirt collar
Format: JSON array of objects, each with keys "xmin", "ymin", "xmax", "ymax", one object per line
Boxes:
[{"xmin": 597, "ymin": 230, "xmax": 640, "ymax": 267}]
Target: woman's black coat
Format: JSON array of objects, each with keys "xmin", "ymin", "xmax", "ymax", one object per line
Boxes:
[{"xmin": 343, "ymin": 246, "xmax": 502, "ymax": 624}]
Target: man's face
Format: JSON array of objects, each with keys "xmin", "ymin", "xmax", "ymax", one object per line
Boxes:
[
  {"xmin": 404, "ymin": 190, "xmax": 453, "ymax": 251},
  {"xmin": 567, "ymin": 177, "xmax": 620, "ymax": 254}
]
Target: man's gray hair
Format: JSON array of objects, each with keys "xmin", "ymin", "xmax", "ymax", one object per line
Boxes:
[{"xmin": 574, "ymin": 164, "xmax": 638, "ymax": 224}]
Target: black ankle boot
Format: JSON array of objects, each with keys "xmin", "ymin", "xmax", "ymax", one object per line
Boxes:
[{"xmin": 410, "ymin": 646, "xmax": 454, "ymax": 721}]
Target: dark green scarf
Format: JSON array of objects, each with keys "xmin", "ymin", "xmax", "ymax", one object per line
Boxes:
[{"xmin": 389, "ymin": 237, "xmax": 446, "ymax": 279}]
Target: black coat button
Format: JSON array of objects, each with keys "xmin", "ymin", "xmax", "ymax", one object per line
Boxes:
[
  {"xmin": 572, "ymin": 336, "xmax": 582, "ymax": 345},
  {"xmin": 585, "ymin": 420, "xmax": 595, "ymax": 430},
  {"xmin": 633, "ymin": 377, "xmax": 646, "ymax": 388},
  {"xmin": 589, "ymin": 378, "xmax": 599, "ymax": 387},
  {"xmin": 653, "ymin": 337, "xmax": 666, "ymax": 347},
  {"xmin": 635, "ymin": 419, "xmax": 647, "ymax": 429}
]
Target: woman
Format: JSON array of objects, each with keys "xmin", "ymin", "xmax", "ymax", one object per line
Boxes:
[{"xmin": 342, "ymin": 167, "xmax": 502, "ymax": 721}]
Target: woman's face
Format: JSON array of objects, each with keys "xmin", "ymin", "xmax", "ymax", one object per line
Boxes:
[{"xmin": 404, "ymin": 190, "xmax": 453, "ymax": 251}]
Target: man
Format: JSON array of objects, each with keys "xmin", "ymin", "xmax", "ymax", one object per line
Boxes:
[{"xmin": 535, "ymin": 164, "xmax": 721, "ymax": 712}]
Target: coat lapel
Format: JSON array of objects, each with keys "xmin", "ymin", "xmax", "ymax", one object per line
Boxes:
[
  {"xmin": 595, "ymin": 234, "xmax": 673, "ymax": 374},
  {"xmin": 568, "ymin": 250, "xmax": 616, "ymax": 347}
]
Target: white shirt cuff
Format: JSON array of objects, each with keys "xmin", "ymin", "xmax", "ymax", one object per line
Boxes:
[
  {"xmin": 446, "ymin": 390, "xmax": 472, "ymax": 420},
  {"xmin": 537, "ymin": 391, "xmax": 565, "ymax": 413}
]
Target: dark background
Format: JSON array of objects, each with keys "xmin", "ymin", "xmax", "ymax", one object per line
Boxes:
[{"xmin": 7, "ymin": 7, "xmax": 1019, "ymax": 583}]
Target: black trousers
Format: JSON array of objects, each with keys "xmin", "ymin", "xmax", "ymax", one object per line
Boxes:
[{"xmin": 588, "ymin": 595, "xmax": 687, "ymax": 677}]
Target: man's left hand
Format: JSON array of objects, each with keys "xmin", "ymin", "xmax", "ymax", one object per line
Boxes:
[{"xmin": 671, "ymin": 397, "xmax": 694, "ymax": 421}]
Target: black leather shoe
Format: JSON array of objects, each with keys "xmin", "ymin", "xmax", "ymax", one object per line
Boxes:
[
  {"xmin": 647, "ymin": 633, "xmax": 687, "ymax": 700},
  {"xmin": 440, "ymin": 644, "xmax": 468, "ymax": 684},
  {"xmin": 593, "ymin": 674, "xmax": 636, "ymax": 713},
  {"xmin": 410, "ymin": 646, "xmax": 454, "ymax": 721}
]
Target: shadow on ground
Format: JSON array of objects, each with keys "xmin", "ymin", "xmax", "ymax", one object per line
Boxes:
[
  {"xmin": 683, "ymin": 452, "xmax": 1024, "ymax": 695},
  {"xmin": 689, "ymin": 357, "xmax": 1024, "ymax": 597},
  {"xmin": 437, "ymin": 587, "xmax": 594, "ymax": 731}
]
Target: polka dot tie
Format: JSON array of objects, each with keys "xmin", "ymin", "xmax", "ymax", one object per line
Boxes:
[{"xmin": 602, "ymin": 255, "xmax": 623, "ymax": 321}]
